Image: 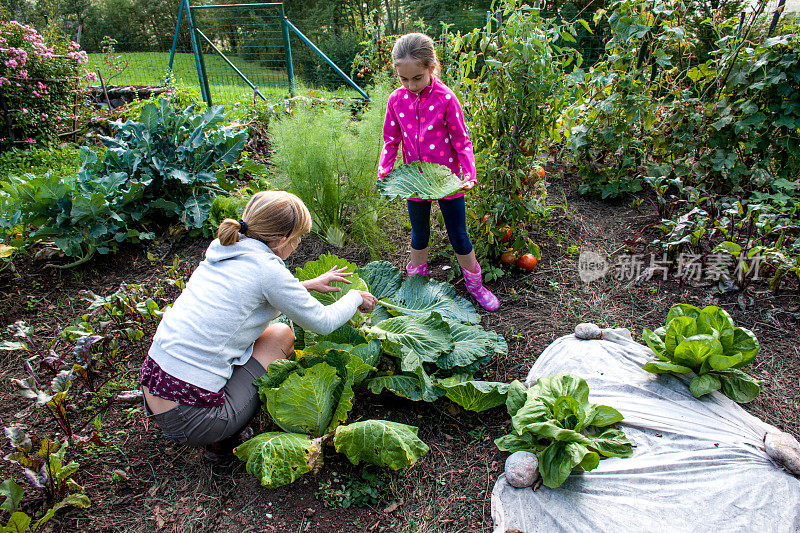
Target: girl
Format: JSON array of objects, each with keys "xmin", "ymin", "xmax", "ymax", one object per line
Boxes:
[
  {"xmin": 140, "ymin": 191, "xmax": 377, "ymax": 458},
  {"xmin": 378, "ymin": 32, "xmax": 499, "ymax": 312}
]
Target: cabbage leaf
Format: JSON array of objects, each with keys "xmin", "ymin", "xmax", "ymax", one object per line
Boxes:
[
  {"xmin": 377, "ymin": 161, "xmax": 463, "ymax": 201},
  {"xmin": 334, "ymin": 420, "xmax": 429, "ymax": 470},
  {"xmin": 234, "ymin": 432, "xmax": 323, "ymax": 488}
]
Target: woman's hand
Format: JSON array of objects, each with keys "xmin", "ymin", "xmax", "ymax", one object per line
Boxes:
[
  {"xmin": 357, "ymin": 291, "xmax": 378, "ymax": 313},
  {"xmin": 461, "ymin": 178, "xmax": 476, "ymax": 191},
  {"xmin": 303, "ymin": 266, "xmax": 353, "ymax": 293}
]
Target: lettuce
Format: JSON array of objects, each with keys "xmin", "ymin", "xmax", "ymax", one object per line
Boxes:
[
  {"xmin": 495, "ymin": 374, "xmax": 632, "ymax": 488},
  {"xmin": 642, "ymin": 304, "xmax": 760, "ymax": 403}
]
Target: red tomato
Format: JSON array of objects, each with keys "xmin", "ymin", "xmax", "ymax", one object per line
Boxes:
[
  {"xmin": 500, "ymin": 250, "xmax": 516, "ymax": 265},
  {"xmin": 516, "ymin": 253, "xmax": 537, "ymax": 271}
]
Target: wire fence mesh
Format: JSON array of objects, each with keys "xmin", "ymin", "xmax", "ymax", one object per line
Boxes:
[{"xmin": 189, "ymin": 3, "xmax": 291, "ymax": 105}]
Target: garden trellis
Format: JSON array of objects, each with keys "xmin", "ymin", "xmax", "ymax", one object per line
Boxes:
[{"xmin": 168, "ymin": 0, "xmax": 368, "ymax": 106}]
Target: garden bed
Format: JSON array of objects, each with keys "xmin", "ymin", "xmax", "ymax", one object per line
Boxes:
[{"xmin": 1, "ymin": 174, "xmax": 797, "ymax": 532}]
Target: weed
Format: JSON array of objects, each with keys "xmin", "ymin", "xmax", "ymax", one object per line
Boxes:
[
  {"xmin": 315, "ymin": 469, "xmax": 389, "ymax": 509},
  {"xmin": 468, "ymin": 426, "xmax": 488, "ymax": 443}
]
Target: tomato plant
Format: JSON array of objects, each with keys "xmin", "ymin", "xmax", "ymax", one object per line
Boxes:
[{"xmin": 446, "ymin": 0, "xmax": 571, "ymax": 272}]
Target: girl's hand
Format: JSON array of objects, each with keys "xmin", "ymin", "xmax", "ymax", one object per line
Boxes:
[
  {"xmin": 357, "ymin": 291, "xmax": 378, "ymax": 313},
  {"xmin": 461, "ymin": 178, "xmax": 476, "ymax": 191},
  {"xmin": 303, "ymin": 266, "xmax": 353, "ymax": 293}
]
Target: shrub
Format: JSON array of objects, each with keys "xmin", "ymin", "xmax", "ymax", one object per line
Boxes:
[
  {"xmin": 0, "ymin": 21, "xmax": 91, "ymax": 148},
  {"xmin": 0, "ymin": 99, "xmax": 247, "ymax": 264}
]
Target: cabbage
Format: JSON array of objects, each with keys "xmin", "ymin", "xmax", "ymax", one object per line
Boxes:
[{"xmin": 377, "ymin": 161, "xmax": 463, "ymax": 200}]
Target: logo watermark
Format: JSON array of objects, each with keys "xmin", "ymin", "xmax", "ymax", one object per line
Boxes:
[
  {"xmin": 577, "ymin": 251, "xmax": 765, "ymax": 284},
  {"xmin": 578, "ymin": 251, "xmax": 610, "ymax": 283}
]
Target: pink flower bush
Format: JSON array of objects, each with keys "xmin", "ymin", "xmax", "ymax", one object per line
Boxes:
[{"xmin": 0, "ymin": 20, "xmax": 83, "ymax": 148}]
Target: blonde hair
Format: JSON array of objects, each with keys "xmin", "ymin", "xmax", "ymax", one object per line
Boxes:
[
  {"xmin": 217, "ymin": 191, "xmax": 312, "ymax": 247},
  {"xmin": 392, "ymin": 33, "xmax": 441, "ymax": 77}
]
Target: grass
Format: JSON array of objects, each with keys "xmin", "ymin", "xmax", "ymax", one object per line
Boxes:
[{"xmin": 85, "ymin": 51, "xmax": 364, "ymax": 109}]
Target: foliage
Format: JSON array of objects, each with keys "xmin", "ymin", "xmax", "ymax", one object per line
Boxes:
[
  {"xmin": 0, "ymin": 145, "xmax": 80, "ymax": 178},
  {"xmin": 645, "ymin": 190, "xmax": 800, "ymax": 292},
  {"xmin": 3, "ymin": 431, "xmax": 90, "ymax": 509},
  {"xmin": 378, "ymin": 161, "xmax": 463, "ymax": 201},
  {"xmin": 0, "ymin": 100, "xmax": 247, "ymax": 263},
  {"xmin": 642, "ymin": 304, "xmax": 761, "ymax": 402},
  {"xmin": 4, "ymin": 262, "xmax": 183, "ymax": 444},
  {"xmin": 96, "ymin": 36, "xmax": 128, "ymax": 83},
  {"xmin": 495, "ymin": 374, "xmax": 633, "ymax": 488},
  {"xmin": 562, "ymin": 0, "xmax": 692, "ymax": 199},
  {"xmin": 268, "ymin": 90, "xmax": 389, "ymax": 254},
  {"xmin": 447, "ymin": 0, "xmax": 576, "ymax": 272},
  {"xmin": 0, "ymin": 20, "xmax": 89, "ymax": 148},
  {"xmin": 236, "ymin": 254, "xmax": 509, "ymax": 488},
  {"xmin": 315, "ymin": 469, "xmax": 389, "ymax": 509},
  {"xmin": 1, "ymin": 434, "xmax": 90, "ymax": 532},
  {"xmin": 296, "ymin": 31, "xmax": 363, "ymax": 90}
]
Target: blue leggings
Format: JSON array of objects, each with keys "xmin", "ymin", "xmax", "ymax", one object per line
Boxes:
[{"xmin": 407, "ymin": 197, "xmax": 473, "ymax": 256}]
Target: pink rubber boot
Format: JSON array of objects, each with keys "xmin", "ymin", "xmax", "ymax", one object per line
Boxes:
[
  {"xmin": 461, "ymin": 262, "xmax": 500, "ymax": 311},
  {"xmin": 406, "ymin": 261, "xmax": 428, "ymax": 277}
]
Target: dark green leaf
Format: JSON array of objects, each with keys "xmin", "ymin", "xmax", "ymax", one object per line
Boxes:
[{"xmin": 690, "ymin": 373, "xmax": 722, "ymax": 398}]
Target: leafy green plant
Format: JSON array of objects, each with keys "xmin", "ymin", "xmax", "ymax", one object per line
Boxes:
[
  {"xmin": 0, "ymin": 100, "xmax": 247, "ymax": 265},
  {"xmin": 563, "ymin": 0, "xmax": 694, "ymax": 199},
  {"xmin": 642, "ymin": 304, "xmax": 760, "ymax": 402},
  {"xmin": 315, "ymin": 469, "xmax": 389, "ymax": 509},
  {"xmin": 378, "ymin": 161, "xmax": 463, "ymax": 201},
  {"xmin": 235, "ymin": 254, "xmax": 509, "ymax": 488},
  {"xmin": 268, "ymin": 88, "xmax": 390, "ymax": 255},
  {"xmin": 2, "ymin": 430, "xmax": 90, "ymax": 531},
  {"xmin": 495, "ymin": 374, "xmax": 633, "ymax": 488}
]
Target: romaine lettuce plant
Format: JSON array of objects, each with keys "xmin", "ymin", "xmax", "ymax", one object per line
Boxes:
[
  {"xmin": 642, "ymin": 304, "xmax": 760, "ymax": 402},
  {"xmin": 495, "ymin": 374, "xmax": 633, "ymax": 489}
]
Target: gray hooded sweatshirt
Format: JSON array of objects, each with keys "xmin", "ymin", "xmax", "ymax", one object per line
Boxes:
[{"xmin": 148, "ymin": 237, "xmax": 363, "ymax": 392}]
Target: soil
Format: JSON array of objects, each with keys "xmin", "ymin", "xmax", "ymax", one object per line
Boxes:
[{"xmin": 0, "ymin": 174, "xmax": 797, "ymax": 533}]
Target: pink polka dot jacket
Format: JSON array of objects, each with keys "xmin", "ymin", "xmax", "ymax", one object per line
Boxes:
[{"xmin": 378, "ymin": 76, "xmax": 477, "ymax": 200}]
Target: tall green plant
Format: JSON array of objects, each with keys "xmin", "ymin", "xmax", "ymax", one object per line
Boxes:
[
  {"xmin": 268, "ymin": 87, "xmax": 390, "ymax": 255},
  {"xmin": 562, "ymin": 0, "xmax": 695, "ymax": 199},
  {"xmin": 446, "ymin": 0, "xmax": 577, "ymax": 272}
]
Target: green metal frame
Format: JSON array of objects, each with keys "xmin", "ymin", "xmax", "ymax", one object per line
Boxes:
[
  {"xmin": 284, "ymin": 18, "xmax": 369, "ymax": 100},
  {"xmin": 169, "ymin": 1, "xmax": 369, "ymax": 106},
  {"xmin": 278, "ymin": 4, "xmax": 295, "ymax": 96}
]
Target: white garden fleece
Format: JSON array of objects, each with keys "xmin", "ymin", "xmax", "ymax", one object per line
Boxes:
[{"xmin": 148, "ymin": 237, "xmax": 363, "ymax": 392}]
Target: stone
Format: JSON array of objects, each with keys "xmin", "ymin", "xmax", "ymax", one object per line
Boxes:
[
  {"xmin": 765, "ymin": 431, "xmax": 800, "ymax": 476},
  {"xmin": 505, "ymin": 451, "xmax": 539, "ymax": 488},
  {"xmin": 575, "ymin": 323, "xmax": 602, "ymax": 340}
]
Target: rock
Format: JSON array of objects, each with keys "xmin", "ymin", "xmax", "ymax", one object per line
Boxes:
[
  {"xmin": 505, "ymin": 451, "xmax": 539, "ymax": 488},
  {"xmin": 765, "ymin": 431, "xmax": 800, "ymax": 476},
  {"xmin": 575, "ymin": 323, "xmax": 602, "ymax": 340}
]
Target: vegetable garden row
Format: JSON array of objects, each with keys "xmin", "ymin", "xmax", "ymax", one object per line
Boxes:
[{"xmin": 0, "ymin": 0, "xmax": 798, "ymax": 530}]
